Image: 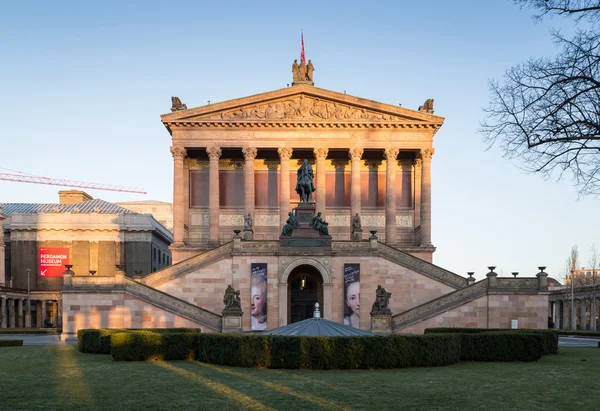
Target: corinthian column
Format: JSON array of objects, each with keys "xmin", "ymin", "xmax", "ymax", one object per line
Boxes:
[
  {"xmin": 420, "ymin": 148, "xmax": 434, "ymax": 247},
  {"xmin": 170, "ymin": 146, "xmax": 187, "ymax": 246},
  {"xmin": 314, "ymin": 148, "xmax": 329, "ymax": 217},
  {"xmin": 242, "ymin": 148, "xmax": 258, "ymax": 218},
  {"xmin": 207, "ymin": 147, "xmax": 222, "ymax": 244},
  {"xmin": 349, "ymin": 148, "xmax": 363, "ymax": 229},
  {"xmin": 278, "ymin": 148, "xmax": 293, "ymax": 228},
  {"xmin": 384, "ymin": 148, "xmax": 399, "ymax": 244}
]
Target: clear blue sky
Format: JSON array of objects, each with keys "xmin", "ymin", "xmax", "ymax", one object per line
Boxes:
[{"xmin": 1, "ymin": 0, "xmax": 597, "ymax": 280}]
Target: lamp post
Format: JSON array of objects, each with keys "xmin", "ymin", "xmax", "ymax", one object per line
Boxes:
[
  {"xmin": 571, "ymin": 268, "xmax": 575, "ymax": 330},
  {"xmin": 26, "ymin": 268, "xmax": 31, "ymax": 328}
]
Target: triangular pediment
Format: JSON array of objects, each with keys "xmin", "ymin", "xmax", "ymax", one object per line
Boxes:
[{"xmin": 161, "ymin": 86, "xmax": 443, "ymax": 127}]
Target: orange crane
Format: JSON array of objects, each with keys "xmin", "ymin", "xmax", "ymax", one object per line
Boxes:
[{"xmin": 0, "ymin": 168, "xmax": 147, "ymax": 194}]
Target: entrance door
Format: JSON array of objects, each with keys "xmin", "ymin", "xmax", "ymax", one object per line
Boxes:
[{"xmin": 288, "ymin": 265, "xmax": 323, "ymax": 323}]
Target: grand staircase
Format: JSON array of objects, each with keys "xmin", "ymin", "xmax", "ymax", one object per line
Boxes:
[{"xmin": 392, "ymin": 279, "xmax": 488, "ymax": 331}]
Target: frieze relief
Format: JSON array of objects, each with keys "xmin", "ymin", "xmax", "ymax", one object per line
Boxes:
[
  {"xmin": 395, "ymin": 215, "xmax": 413, "ymax": 228},
  {"xmin": 190, "ymin": 213, "xmax": 209, "ymax": 226},
  {"xmin": 219, "ymin": 214, "xmax": 244, "ymax": 226},
  {"xmin": 210, "ymin": 96, "xmax": 408, "ymax": 122},
  {"xmin": 255, "ymin": 214, "xmax": 280, "ymax": 227},
  {"xmin": 326, "ymin": 215, "xmax": 350, "ymax": 227},
  {"xmin": 361, "ymin": 215, "xmax": 385, "ymax": 227}
]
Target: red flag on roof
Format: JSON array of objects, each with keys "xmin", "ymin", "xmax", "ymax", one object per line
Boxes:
[{"xmin": 301, "ymin": 31, "xmax": 306, "ymax": 64}]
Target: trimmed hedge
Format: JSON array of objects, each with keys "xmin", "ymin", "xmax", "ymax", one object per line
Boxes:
[
  {"xmin": 111, "ymin": 331, "xmax": 198, "ymax": 361},
  {"xmin": 424, "ymin": 328, "xmax": 559, "ymax": 355},
  {"xmin": 0, "ymin": 328, "xmax": 62, "ymax": 335},
  {"xmin": 198, "ymin": 334, "xmax": 462, "ymax": 370},
  {"xmin": 0, "ymin": 339, "xmax": 24, "ymax": 347},
  {"xmin": 459, "ymin": 332, "xmax": 544, "ymax": 362},
  {"xmin": 77, "ymin": 328, "xmax": 201, "ymax": 354}
]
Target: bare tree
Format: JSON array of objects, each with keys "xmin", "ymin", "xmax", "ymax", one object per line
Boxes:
[
  {"xmin": 564, "ymin": 244, "xmax": 580, "ymax": 285},
  {"xmin": 481, "ymin": 1, "xmax": 600, "ymax": 196}
]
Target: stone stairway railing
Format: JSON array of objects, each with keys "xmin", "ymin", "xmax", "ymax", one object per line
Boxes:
[
  {"xmin": 142, "ymin": 242, "xmax": 234, "ymax": 288},
  {"xmin": 123, "ymin": 277, "xmax": 222, "ymax": 331},
  {"xmin": 392, "ymin": 279, "xmax": 489, "ymax": 331},
  {"xmin": 332, "ymin": 241, "xmax": 467, "ymax": 289},
  {"xmin": 66, "ymin": 274, "xmax": 222, "ymax": 331}
]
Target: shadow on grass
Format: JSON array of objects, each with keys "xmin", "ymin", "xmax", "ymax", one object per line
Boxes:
[{"xmin": 193, "ymin": 362, "xmax": 347, "ymax": 410}]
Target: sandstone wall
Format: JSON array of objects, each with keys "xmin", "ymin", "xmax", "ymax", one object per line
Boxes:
[{"xmin": 398, "ymin": 293, "xmax": 549, "ymax": 334}]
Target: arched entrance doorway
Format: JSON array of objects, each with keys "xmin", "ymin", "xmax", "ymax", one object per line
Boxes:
[{"xmin": 288, "ymin": 265, "xmax": 323, "ymax": 324}]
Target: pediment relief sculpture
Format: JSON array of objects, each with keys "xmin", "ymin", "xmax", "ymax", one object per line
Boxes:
[{"xmin": 213, "ymin": 96, "xmax": 406, "ymax": 122}]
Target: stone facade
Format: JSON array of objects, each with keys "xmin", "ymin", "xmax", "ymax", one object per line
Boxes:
[
  {"xmin": 4, "ymin": 74, "xmax": 552, "ymax": 336},
  {"xmin": 162, "ymin": 85, "xmax": 441, "ymax": 263}
]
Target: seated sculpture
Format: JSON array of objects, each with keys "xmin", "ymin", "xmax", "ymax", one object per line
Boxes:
[
  {"xmin": 311, "ymin": 212, "xmax": 329, "ymax": 236},
  {"xmin": 281, "ymin": 212, "xmax": 300, "ymax": 236},
  {"xmin": 370, "ymin": 285, "xmax": 392, "ymax": 316},
  {"xmin": 223, "ymin": 285, "xmax": 242, "ymax": 312}
]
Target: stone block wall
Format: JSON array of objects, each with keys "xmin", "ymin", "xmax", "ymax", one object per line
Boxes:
[
  {"xmin": 397, "ymin": 293, "xmax": 549, "ymax": 334},
  {"xmin": 62, "ymin": 291, "xmax": 207, "ymax": 341},
  {"xmin": 330, "ymin": 256, "xmax": 455, "ymax": 329}
]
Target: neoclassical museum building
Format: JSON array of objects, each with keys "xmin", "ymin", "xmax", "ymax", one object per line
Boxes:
[{"xmin": 59, "ymin": 64, "xmax": 551, "ymax": 339}]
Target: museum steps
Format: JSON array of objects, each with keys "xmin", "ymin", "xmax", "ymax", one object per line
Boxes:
[
  {"xmin": 122, "ymin": 277, "xmax": 222, "ymax": 331},
  {"xmin": 142, "ymin": 242, "xmax": 234, "ymax": 288},
  {"xmin": 391, "ymin": 280, "xmax": 489, "ymax": 331}
]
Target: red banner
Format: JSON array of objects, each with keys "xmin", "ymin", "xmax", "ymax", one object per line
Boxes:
[{"xmin": 39, "ymin": 248, "xmax": 70, "ymax": 277}]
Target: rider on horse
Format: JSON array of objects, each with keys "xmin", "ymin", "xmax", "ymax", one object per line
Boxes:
[{"xmin": 296, "ymin": 159, "xmax": 316, "ymax": 203}]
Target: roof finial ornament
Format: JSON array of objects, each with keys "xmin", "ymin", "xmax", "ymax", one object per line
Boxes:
[
  {"xmin": 171, "ymin": 96, "xmax": 187, "ymax": 112},
  {"xmin": 313, "ymin": 302, "xmax": 321, "ymax": 318},
  {"xmin": 418, "ymin": 98, "xmax": 434, "ymax": 114}
]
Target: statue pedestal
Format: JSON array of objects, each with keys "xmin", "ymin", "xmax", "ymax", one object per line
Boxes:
[
  {"xmin": 371, "ymin": 314, "xmax": 392, "ymax": 335},
  {"xmin": 242, "ymin": 228, "xmax": 253, "ymax": 241},
  {"xmin": 279, "ymin": 204, "xmax": 332, "ymax": 254},
  {"xmin": 351, "ymin": 229, "xmax": 363, "ymax": 241},
  {"xmin": 292, "ymin": 80, "xmax": 314, "ymax": 86},
  {"xmin": 221, "ymin": 311, "xmax": 243, "ymax": 334}
]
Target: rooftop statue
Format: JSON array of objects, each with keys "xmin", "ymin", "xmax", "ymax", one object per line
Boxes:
[
  {"xmin": 296, "ymin": 159, "xmax": 315, "ymax": 203},
  {"xmin": 418, "ymin": 98, "xmax": 434, "ymax": 114},
  {"xmin": 292, "ymin": 59, "xmax": 315, "ymax": 83},
  {"xmin": 171, "ymin": 96, "xmax": 187, "ymax": 112}
]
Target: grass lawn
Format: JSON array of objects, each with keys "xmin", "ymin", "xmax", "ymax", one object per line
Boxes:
[{"xmin": 0, "ymin": 346, "xmax": 597, "ymax": 411}]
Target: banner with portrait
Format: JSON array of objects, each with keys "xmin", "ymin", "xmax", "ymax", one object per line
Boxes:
[
  {"xmin": 343, "ymin": 264, "xmax": 360, "ymax": 328},
  {"xmin": 251, "ymin": 263, "xmax": 268, "ymax": 331}
]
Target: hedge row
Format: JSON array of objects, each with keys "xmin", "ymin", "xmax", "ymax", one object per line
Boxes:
[
  {"xmin": 0, "ymin": 328, "xmax": 62, "ymax": 335},
  {"xmin": 0, "ymin": 340, "xmax": 23, "ymax": 347},
  {"xmin": 111, "ymin": 332, "xmax": 198, "ymax": 361},
  {"xmin": 424, "ymin": 328, "xmax": 559, "ymax": 355},
  {"xmin": 197, "ymin": 334, "xmax": 462, "ymax": 369},
  {"xmin": 459, "ymin": 332, "xmax": 543, "ymax": 362},
  {"xmin": 77, "ymin": 328, "xmax": 202, "ymax": 354}
]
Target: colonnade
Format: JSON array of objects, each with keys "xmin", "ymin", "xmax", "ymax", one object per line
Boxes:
[
  {"xmin": 171, "ymin": 146, "xmax": 434, "ymax": 246},
  {"xmin": 0, "ymin": 295, "xmax": 61, "ymax": 329},
  {"xmin": 550, "ymin": 298, "xmax": 599, "ymax": 331}
]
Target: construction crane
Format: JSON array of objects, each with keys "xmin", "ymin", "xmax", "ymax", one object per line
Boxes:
[{"xmin": 0, "ymin": 168, "xmax": 147, "ymax": 194}]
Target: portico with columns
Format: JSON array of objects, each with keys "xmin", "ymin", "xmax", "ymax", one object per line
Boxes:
[{"xmin": 162, "ymin": 85, "xmax": 442, "ymax": 264}]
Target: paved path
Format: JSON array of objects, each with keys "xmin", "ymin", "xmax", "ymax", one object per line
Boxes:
[
  {"xmin": 0, "ymin": 334, "xmax": 74, "ymax": 345},
  {"xmin": 558, "ymin": 336, "xmax": 600, "ymax": 347}
]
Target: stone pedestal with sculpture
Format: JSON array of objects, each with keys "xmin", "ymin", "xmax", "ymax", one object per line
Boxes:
[
  {"xmin": 370, "ymin": 285, "xmax": 392, "ymax": 335},
  {"xmin": 221, "ymin": 285, "xmax": 243, "ymax": 334}
]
